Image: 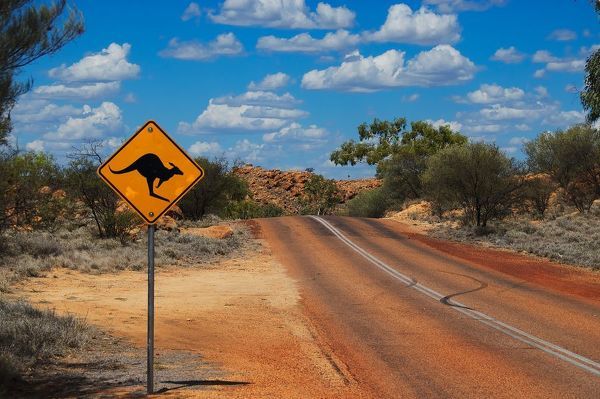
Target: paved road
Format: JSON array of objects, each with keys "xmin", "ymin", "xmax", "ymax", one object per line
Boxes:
[{"xmin": 258, "ymin": 216, "xmax": 600, "ymax": 398}]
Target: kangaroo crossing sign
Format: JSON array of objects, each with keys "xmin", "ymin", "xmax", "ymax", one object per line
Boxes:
[{"xmin": 98, "ymin": 120, "xmax": 204, "ymax": 224}]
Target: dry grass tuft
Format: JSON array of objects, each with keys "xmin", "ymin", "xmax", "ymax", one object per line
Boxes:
[{"xmin": 0, "ymin": 299, "xmax": 91, "ymax": 387}]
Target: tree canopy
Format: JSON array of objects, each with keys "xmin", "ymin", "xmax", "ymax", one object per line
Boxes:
[
  {"xmin": 423, "ymin": 143, "xmax": 524, "ymax": 227},
  {"xmin": 0, "ymin": 0, "xmax": 84, "ymax": 144},
  {"xmin": 525, "ymin": 124, "xmax": 600, "ymax": 212},
  {"xmin": 330, "ymin": 118, "xmax": 467, "ymax": 171},
  {"xmin": 581, "ymin": 0, "xmax": 600, "ymax": 122}
]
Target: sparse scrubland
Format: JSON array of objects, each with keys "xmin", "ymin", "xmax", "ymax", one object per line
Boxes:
[
  {"xmin": 0, "ymin": 221, "xmax": 249, "ymax": 293},
  {"xmin": 431, "ymin": 208, "xmax": 600, "ymax": 269},
  {"xmin": 0, "ymin": 299, "xmax": 91, "ymax": 390},
  {"xmin": 332, "ymin": 119, "xmax": 600, "ymax": 270}
]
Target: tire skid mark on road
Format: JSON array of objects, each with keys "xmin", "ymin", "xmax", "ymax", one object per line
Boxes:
[
  {"xmin": 436, "ymin": 270, "xmax": 488, "ymax": 310},
  {"xmin": 309, "ymin": 215, "xmax": 600, "ymax": 377}
]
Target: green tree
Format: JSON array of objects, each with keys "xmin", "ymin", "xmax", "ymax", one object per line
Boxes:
[
  {"xmin": 1, "ymin": 0, "xmax": 84, "ymax": 144},
  {"xmin": 64, "ymin": 142, "xmax": 137, "ymax": 242},
  {"xmin": 581, "ymin": 46, "xmax": 600, "ymax": 123},
  {"xmin": 178, "ymin": 157, "xmax": 248, "ymax": 220},
  {"xmin": 2, "ymin": 151, "xmax": 62, "ymax": 228},
  {"xmin": 330, "ymin": 118, "xmax": 407, "ymax": 167},
  {"xmin": 525, "ymin": 124, "xmax": 600, "ymax": 212},
  {"xmin": 581, "ymin": 1, "xmax": 600, "ymax": 122},
  {"xmin": 333, "ymin": 119, "xmax": 467, "ymax": 203},
  {"xmin": 331, "ymin": 119, "xmax": 466, "ymax": 171},
  {"xmin": 423, "ymin": 143, "xmax": 524, "ymax": 227},
  {"xmin": 300, "ymin": 174, "xmax": 341, "ymax": 215}
]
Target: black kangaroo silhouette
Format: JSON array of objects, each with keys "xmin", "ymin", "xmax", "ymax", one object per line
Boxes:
[{"xmin": 109, "ymin": 153, "xmax": 183, "ymax": 202}]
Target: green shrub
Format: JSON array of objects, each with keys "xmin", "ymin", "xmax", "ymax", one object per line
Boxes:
[
  {"xmin": 345, "ymin": 188, "xmax": 388, "ymax": 218},
  {"xmin": 179, "ymin": 157, "xmax": 248, "ymax": 220},
  {"xmin": 299, "ymin": 174, "xmax": 341, "ymax": 215},
  {"xmin": 423, "ymin": 143, "xmax": 524, "ymax": 227},
  {"xmin": 224, "ymin": 200, "xmax": 283, "ymax": 219}
]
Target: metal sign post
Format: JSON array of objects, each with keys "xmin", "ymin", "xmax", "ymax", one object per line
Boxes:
[{"xmin": 147, "ymin": 223, "xmax": 155, "ymax": 394}]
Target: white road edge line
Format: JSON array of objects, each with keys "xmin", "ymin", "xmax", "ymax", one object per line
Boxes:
[{"xmin": 309, "ymin": 216, "xmax": 600, "ymax": 377}]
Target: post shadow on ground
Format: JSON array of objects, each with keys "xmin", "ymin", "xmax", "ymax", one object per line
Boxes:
[{"xmin": 155, "ymin": 379, "xmax": 251, "ymax": 394}]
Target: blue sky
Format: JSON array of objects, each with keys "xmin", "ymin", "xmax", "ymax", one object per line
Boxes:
[{"xmin": 10, "ymin": 0, "xmax": 599, "ymax": 178}]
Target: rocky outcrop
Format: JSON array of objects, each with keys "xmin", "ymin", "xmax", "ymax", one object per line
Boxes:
[{"xmin": 233, "ymin": 165, "xmax": 381, "ymax": 214}]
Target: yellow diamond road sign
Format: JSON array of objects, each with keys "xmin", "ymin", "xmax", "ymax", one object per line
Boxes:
[{"xmin": 98, "ymin": 120, "xmax": 204, "ymax": 224}]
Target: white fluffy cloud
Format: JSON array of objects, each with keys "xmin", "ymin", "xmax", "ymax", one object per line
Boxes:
[
  {"xmin": 478, "ymin": 104, "xmax": 541, "ymax": 121},
  {"xmin": 212, "ymin": 90, "xmax": 301, "ymax": 108},
  {"xmin": 33, "ymin": 82, "xmax": 120, "ymax": 100},
  {"xmin": 543, "ymin": 110, "xmax": 585, "ymax": 126},
  {"xmin": 181, "ymin": 2, "xmax": 201, "ymax": 21},
  {"xmin": 179, "ymin": 102, "xmax": 289, "ymax": 133},
  {"xmin": 545, "ymin": 59, "xmax": 586, "ymax": 73},
  {"xmin": 248, "ymin": 73, "xmax": 291, "ymax": 90},
  {"xmin": 178, "ymin": 91, "xmax": 306, "ymax": 134},
  {"xmin": 366, "ymin": 4, "xmax": 460, "ymax": 45},
  {"xmin": 25, "ymin": 140, "xmax": 46, "ymax": 152},
  {"xmin": 209, "ymin": 0, "xmax": 355, "ymax": 29},
  {"xmin": 532, "ymin": 50, "xmax": 558, "ymax": 63},
  {"xmin": 301, "ymin": 45, "xmax": 476, "ymax": 92},
  {"xmin": 263, "ymin": 122, "xmax": 328, "ymax": 149},
  {"xmin": 532, "ymin": 47, "xmax": 593, "ymax": 77},
  {"xmin": 160, "ymin": 33, "xmax": 244, "ymax": 61},
  {"xmin": 490, "ymin": 46, "xmax": 525, "ymax": 63},
  {"xmin": 465, "ymin": 84, "xmax": 525, "ymax": 104},
  {"xmin": 460, "ymin": 101, "xmax": 584, "ymax": 132},
  {"xmin": 227, "ymin": 139, "xmax": 266, "ymax": 163},
  {"xmin": 43, "ymin": 102, "xmax": 123, "ymax": 141},
  {"xmin": 188, "ymin": 141, "xmax": 223, "ymax": 156},
  {"xmin": 548, "ymin": 29, "xmax": 577, "ymax": 41},
  {"xmin": 423, "ymin": 0, "xmax": 506, "ymax": 13},
  {"xmin": 49, "ymin": 43, "xmax": 140, "ymax": 82},
  {"xmin": 427, "ymin": 119, "xmax": 463, "ymax": 131},
  {"xmin": 534, "ymin": 86, "xmax": 548, "ymax": 98},
  {"xmin": 12, "ymin": 98, "xmax": 80, "ymax": 126},
  {"xmin": 257, "ymin": 30, "xmax": 360, "ymax": 53}
]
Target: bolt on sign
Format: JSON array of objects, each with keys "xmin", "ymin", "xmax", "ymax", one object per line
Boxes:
[{"xmin": 97, "ymin": 120, "xmax": 204, "ymax": 224}]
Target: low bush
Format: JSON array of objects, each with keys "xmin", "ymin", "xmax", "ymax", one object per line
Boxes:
[
  {"xmin": 0, "ymin": 299, "xmax": 90, "ymax": 385},
  {"xmin": 224, "ymin": 200, "xmax": 284, "ymax": 219},
  {"xmin": 344, "ymin": 188, "xmax": 388, "ymax": 218}
]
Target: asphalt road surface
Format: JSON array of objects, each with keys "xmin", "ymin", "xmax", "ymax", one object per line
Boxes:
[{"xmin": 258, "ymin": 216, "xmax": 600, "ymax": 398}]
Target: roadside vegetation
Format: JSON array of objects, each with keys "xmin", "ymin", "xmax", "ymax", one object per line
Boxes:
[
  {"xmin": 330, "ymin": 121, "xmax": 600, "ymax": 269},
  {"xmin": 0, "ymin": 299, "xmax": 91, "ymax": 391},
  {"xmin": 0, "ymin": 0, "xmax": 88, "ymax": 389}
]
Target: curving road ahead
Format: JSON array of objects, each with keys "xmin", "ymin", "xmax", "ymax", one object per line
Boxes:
[{"xmin": 258, "ymin": 216, "xmax": 600, "ymax": 398}]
